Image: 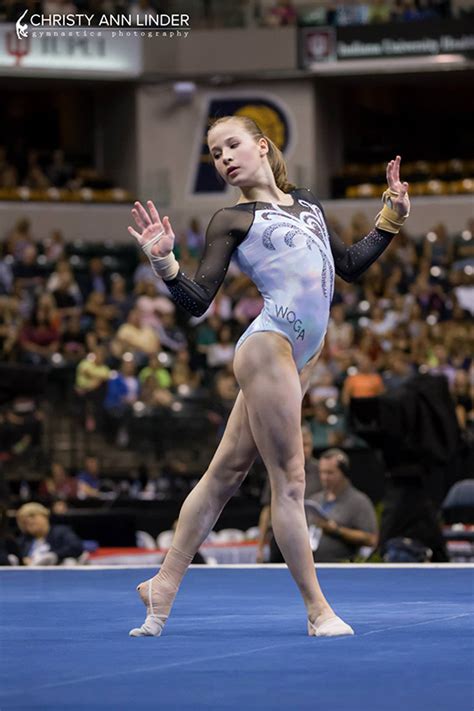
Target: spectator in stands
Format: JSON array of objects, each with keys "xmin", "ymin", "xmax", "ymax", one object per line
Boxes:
[
  {"xmin": 133, "ymin": 250, "xmax": 156, "ymax": 286},
  {"xmin": 139, "ymin": 353, "xmax": 172, "ymax": 391},
  {"xmin": 75, "ymin": 345, "xmax": 111, "ymax": 431},
  {"xmin": 368, "ymin": 0, "xmax": 391, "ymax": 22},
  {"xmin": 139, "ymin": 353, "xmax": 173, "ymax": 408},
  {"xmin": 16, "ymin": 502, "xmax": 83, "ymax": 565},
  {"xmin": 423, "ymin": 223, "xmax": 455, "ymax": 268},
  {"xmin": 46, "ymin": 259, "xmax": 81, "ymax": 301},
  {"xmin": 326, "ymin": 303, "xmax": 354, "ymax": 355},
  {"xmin": 18, "ymin": 298, "xmax": 60, "ymax": 365},
  {"xmin": 206, "ymin": 324, "xmax": 235, "ymax": 369},
  {"xmin": 83, "ymin": 290, "xmax": 117, "ymax": 330},
  {"xmin": 307, "ymin": 449, "xmax": 378, "ymax": 562},
  {"xmin": 135, "ymin": 280, "xmax": 174, "ymax": 333},
  {"xmin": 111, "ymin": 307, "xmax": 159, "ymax": 364},
  {"xmin": 0, "ymin": 295, "xmax": 20, "ymax": 361},
  {"xmin": 308, "ymin": 371, "xmax": 339, "ymax": 406},
  {"xmin": 61, "ymin": 314, "xmax": 87, "ymax": 363},
  {"xmin": 308, "ymin": 401, "xmax": 345, "ymax": 449},
  {"xmin": 12, "ymin": 244, "xmax": 45, "ymax": 295},
  {"xmin": 257, "ymin": 426, "xmax": 321, "ymax": 563},
  {"xmin": 43, "ymin": 228, "xmax": 65, "ymax": 262},
  {"xmin": 156, "ymin": 311, "xmax": 187, "ymax": 353},
  {"xmin": 171, "ymin": 348, "xmax": 201, "ymax": 392},
  {"xmin": 103, "ymin": 358, "xmax": 139, "ymax": 446},
  {"xmin": 265, "ymin": 0, "xmax": 297, "ymax": 25},
  {"xmin": 0, "ymin": 164, "xmax": 18, "ymax": 189},
  {"xmin": 194, "ymin": 315, "xmax": 221, "ymax": 365},
  {"xmin": 80, "ymin": 312, "xmax": 111, "ymax": 353},
  {"xmin": 39, "ymin": 461, "xmax": 79, "ymax": 501},
  {"xmin": 5, "ymin": 218, "xmax": 33, "ymax": 259},
  {"xmin": 366, "ymin": 304, "xmax": 397, "ymax": 339},
  {"xmin": 107, "ymin": 273, "xmax": 134, "ymax": 326},
  {"xmin": 76, "ymin": 455, "xmax": 102, "ymax": 498},
  {"xmin": 45, "ymin": 149, "xmax": 73, "ymax": 188},
  {"xmin": 342, "ymin": 353, "xmax": 385, "ymax": 407},
  {"xmin": 184, "ymin": 217, "xmax": 205, "ymax": 258},
  {"xmin": 450, "ymin": 369, "xmax": 473, "ymax": 430},
  {"xmin": 51, "ymin": 270, "xmax": 82, "ymax": 318},
  {"xmin": 0, "ymin": 504, "xmax": 21, "ymax": 566},
  {"xmin": 23, "ymin": 164, "xmax": 51, "ymax": 190},
  {"xmin": 382, "ymin": 350, "xmax": 414, "ymax": 390},
  {"xmin": 79, "ymin": 257, "xmax": 109, "ymax": 299},
  {"xmin": 43, "ymin": 0, "xmax": 78, "ymax": 16}
]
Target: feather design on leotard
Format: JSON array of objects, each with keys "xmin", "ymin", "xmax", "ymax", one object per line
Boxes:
[
  {"xmin": 316, "ymin": 247, "xmax": 335, "ymax": 299},
  {"xmin": 261, "ymin": 221, "xmax": 301, "ymax": 251},
  {"xmin": 297, "ymin": 201, "xmax": 331, "ymax": 250},
  {"xmin": 284, "ymin": 228, "xmax": 302, "ymax": 248}
]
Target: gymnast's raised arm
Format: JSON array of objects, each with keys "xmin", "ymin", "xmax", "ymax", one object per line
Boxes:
[
  {"xmin": 128, "ymin": 202, "xmax": 244, "ymax": 317},
  {"xmin": 314, "ymin": 155, "xmax": 411, "ymax": 282}
]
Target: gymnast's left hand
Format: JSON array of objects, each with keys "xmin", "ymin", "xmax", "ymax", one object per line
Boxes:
[
  {"xmin": 386, "ymin": 155, "xmax": 410, "ymax": 218},
  {"xmin": 128, "ymin": 200, "xmax": 175, "ymax": 257}
]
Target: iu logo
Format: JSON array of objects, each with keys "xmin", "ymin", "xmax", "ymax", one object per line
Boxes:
[{"xmin": 6, "ymin": 31, "xmax": 30, "ymax": 66}]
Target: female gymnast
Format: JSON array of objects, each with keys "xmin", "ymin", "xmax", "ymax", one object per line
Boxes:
[{"xmin": 127, "ymin": 115, "xmax": 410, "ymax": 638}]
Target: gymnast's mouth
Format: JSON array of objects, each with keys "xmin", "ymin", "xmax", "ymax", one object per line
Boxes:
[{"xmin": 227, "ymin": 166, "xmax": 239, "ymax": 177}]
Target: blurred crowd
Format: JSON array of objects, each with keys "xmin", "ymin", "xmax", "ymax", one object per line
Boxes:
[
  {"xmin": 1, "ymin": 211, "xmax": 472, "ymax": 465},
  {"xmin": 0, "ymin": 145, "xmax": 116, "ymax": 193},
  {"xmin": 2, "ymin": 0, "xmax": 472, "ymax": 27}
]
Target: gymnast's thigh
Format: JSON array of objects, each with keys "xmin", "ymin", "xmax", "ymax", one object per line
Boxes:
[{"xmin": 205, "ymin": 390, "xmax": 258, "ymax": 480}]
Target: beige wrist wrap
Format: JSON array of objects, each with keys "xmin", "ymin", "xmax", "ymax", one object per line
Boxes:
[{"xmin": 375, "ymin": 188, "xmax": 410, "ymax": 234}]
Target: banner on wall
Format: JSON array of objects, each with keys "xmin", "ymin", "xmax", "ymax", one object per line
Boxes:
[
  {"xmin": 0, "ymin": 24, "xmax": 142, "ymax": 77},
  {"xmin": 300, "ymin": 18, "xmax": 474, "ymax": 66},
  {"xmin": 192, "ymin": 97, "xmax": 292, "ymax": 195}
]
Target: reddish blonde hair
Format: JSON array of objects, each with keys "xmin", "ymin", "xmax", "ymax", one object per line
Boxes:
[{"xmin": 208, "ymin": 115, "xmax": 295, "ymax": 193}]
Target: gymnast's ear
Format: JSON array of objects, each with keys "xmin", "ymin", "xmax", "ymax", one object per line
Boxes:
[{"xmin": 258, "ymin": 137, "xmax": 269, "ymax": 157}]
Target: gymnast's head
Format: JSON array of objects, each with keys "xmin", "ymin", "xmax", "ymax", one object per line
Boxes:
[{"xmin": 207, "ymin": 115, "xmax": 294, "ymax": 194}]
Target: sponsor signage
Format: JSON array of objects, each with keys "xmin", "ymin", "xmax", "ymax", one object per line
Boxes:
[
  {"xmin": 300, "ymin": 18, "xmax": 474, "ymax": 66},
  {"xmin": 0, "ymin": 23, "xmax": 142, "ymax": 77}
]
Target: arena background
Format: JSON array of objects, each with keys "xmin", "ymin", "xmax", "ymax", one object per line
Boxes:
[{"xmin": 0, "ymin": 2, "xmax": 473, "ymax": 708}]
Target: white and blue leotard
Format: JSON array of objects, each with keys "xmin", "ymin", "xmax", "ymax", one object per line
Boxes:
[{"xmin": 164, "ymin": 188, "xmax": 395, "ymax": 371}]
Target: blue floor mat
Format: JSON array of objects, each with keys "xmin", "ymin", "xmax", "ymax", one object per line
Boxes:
[{"xmin": 0, "ymin": 566, "xmax": 473, "ymax": 710}]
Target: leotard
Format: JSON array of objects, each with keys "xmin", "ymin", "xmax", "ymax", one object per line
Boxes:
[{"xmin": 164, "ymin": 188, "xmax": 395, "ymax": 371}]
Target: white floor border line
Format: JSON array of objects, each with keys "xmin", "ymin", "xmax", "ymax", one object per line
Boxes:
[{"xmin": 1, "ymin": 563, "xmax": 473, "ymax": 571}]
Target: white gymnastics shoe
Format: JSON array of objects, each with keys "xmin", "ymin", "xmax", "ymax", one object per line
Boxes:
[
  {"xmin": 308, "ymin": 615, "xmax": 354, "ymax": 637},
  {"xmin": 129, "ymin": 579, "xmax": 166, "ymax": 638}
]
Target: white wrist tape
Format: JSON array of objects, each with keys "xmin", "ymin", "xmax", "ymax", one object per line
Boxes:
[
  {"xmin": 140, "ymin": 231, "xmax": 180, "ymax": 280},
  {"xmin": 150, "ymin": 253, "xmax": 180, "ymax": 281},
  {"xmin": 142, "ymin": 230, "xmax": 165, "ymax": 258}
]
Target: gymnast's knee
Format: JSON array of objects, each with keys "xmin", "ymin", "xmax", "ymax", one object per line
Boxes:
[
  {"xmin": 206, "ymin": 462, "xmax": 249, "ymax": 499},
  {"xmin": 271, "ymin": 467, "xmax": 305, "ymax": 504}
]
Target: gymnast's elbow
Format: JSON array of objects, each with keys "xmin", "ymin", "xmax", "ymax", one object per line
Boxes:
[{"xmin": 335, "ymin": 269, "xmax": 359, "ymax": 284}]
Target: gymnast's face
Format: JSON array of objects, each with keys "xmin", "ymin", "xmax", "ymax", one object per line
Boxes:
[{"xmin": 208, "ymin": 120, "xmax": 268, "ymax": 188}]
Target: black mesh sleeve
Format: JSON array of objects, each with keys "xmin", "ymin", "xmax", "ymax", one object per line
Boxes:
[
  {"xmin": 303, "ymin": 189, "xmax": 395, "ymax": 283},
  {"xmin": 163, "ymin": 207, "xmax": 253, "ymax": 317}
]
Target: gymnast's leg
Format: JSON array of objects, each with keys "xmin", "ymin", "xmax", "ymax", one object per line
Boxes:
[
  {"xmin": 129, "ymin": 390, "xmax": 258, "ymax": 636},
  {"xmin": 233, "ymin": 333, "xmax": 353, "ymax": 636}
]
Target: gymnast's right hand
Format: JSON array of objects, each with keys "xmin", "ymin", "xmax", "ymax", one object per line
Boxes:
[{"xmin": 128, "ymin": 200, "xmax": 175, "ymax": 258}]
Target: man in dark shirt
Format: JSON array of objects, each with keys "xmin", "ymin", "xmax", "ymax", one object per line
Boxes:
[{"xmin": 308, "ymin": 449, "xmax": 378, "ymax": 562}]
